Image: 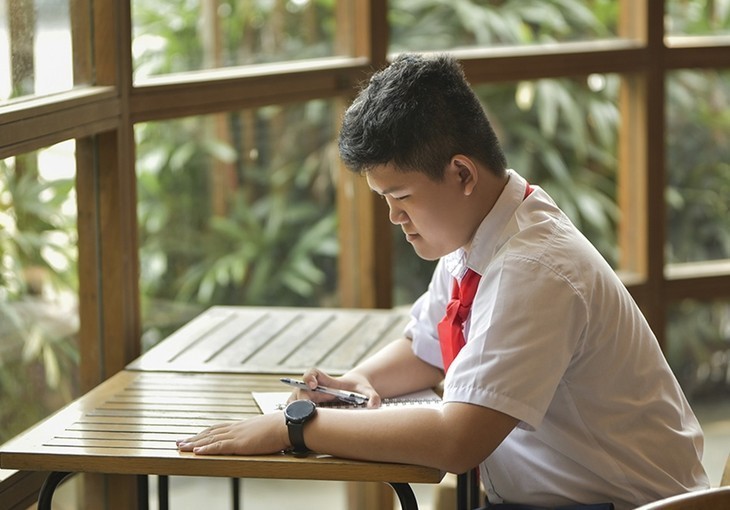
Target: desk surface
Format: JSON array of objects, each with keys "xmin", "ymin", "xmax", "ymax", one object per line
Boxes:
[
  {"xmin": 128, "ymin": 306, "xmax": 411, "ymax": 375},
  {"xmin": 0, "ymin": 369, "xmax": 442, "ymax": 484}
]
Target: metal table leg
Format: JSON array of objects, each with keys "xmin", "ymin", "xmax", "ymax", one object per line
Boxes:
[
  {"xmin": 38, "ymin": 472, "xmax": 72, "ymax": 510},
  {"xmin": 158, "ymin": 475, "xmax": 169, "ymax": 510},
  {"xmin": 387, "ymin": 482, "xmax": 419, "ymax": 510},
  {"xmin": 457, "ymin": 468, "xmax": 481, "ymax": 510},
  {"xmin": 231, "ymin": 478, "xmax": 241, "ymax": 510},
  {"xmin": 138, "ymin": 475, "xmax": 149, "ymax": 510}
]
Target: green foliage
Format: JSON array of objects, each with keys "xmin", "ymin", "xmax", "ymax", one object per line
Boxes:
[
  {"xmin": 664, "ymin": 69, "xmax": 730, "ymax": 399},
  {"xmin": 132, "ymin": 0, "xmax": 337, "ymax": 79},
  {"xmin": 390, "ymin": 0, "xmax": 617, "ymax": 52},
  {"xmin": 0, "ymin": 158, "xmax": 79, "ymax": 443},
  {"xmin": 666, "ymin": 0, "xmax": 730, "ymax": 35},
  {"xmin": 133, "ymin": 0, "xmax": 342, "ymax": 340},
  {"xmin": 667, "ymin": 300, "xmax": 730, "ymax": 400},
  {"xmin": 0, "ymin": 160, "xmax": 77, "ymax": 295},
  {"xmin": 136, "ymin": 101, "xmax": 338, "ymax": 341},
  {"xmin": 666, "ymin": 70, "xmax": 730, "ymax": 264}
]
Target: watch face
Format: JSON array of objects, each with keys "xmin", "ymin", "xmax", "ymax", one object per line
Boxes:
[{"xmin": 285, "ymin": 399, "xmax": 316, "ymax": 423}]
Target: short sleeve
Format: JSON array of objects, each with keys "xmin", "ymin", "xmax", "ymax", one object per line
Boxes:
[{"xmin": 404, "ymin": 259, "xmax": 453, "ymax": 370}]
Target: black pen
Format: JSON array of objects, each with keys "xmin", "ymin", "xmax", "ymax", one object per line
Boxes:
[{"xmin": 280, "ymin": 377, "xmax": 369, "ymax": 405}]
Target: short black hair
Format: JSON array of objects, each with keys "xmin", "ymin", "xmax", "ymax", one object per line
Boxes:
[{"xmin": 338, "ymin": 53, "xmax": 507, "ymax": 180}]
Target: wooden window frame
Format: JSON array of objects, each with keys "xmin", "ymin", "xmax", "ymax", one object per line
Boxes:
[{"xmin": 1, "ymin": 1, "xmax": 729, "ymax": 507}]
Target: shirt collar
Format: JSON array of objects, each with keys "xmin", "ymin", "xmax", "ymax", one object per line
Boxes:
[{"xmin": 442, "ymin": 169, "xmax": 528, "ymax": 279}]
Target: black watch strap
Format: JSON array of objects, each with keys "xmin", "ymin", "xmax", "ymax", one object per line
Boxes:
[{"xmin": 287, "ymin": 422, "xmax": 308, "ymax": 456}]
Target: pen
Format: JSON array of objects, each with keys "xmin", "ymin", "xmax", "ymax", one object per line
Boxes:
[{"xmin": 280, "ymin": 377, "xmax": 369, "ymax": 405}]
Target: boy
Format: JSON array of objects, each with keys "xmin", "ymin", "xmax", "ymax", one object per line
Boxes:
[{"xmin": 178, "ymin": 54, "xmax": 709, "ymax": 509}]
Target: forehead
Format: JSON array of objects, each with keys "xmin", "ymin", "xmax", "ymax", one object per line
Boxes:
[{"xmin": 365, "ymin": 163, "xmax": 426, "ymax": 194}]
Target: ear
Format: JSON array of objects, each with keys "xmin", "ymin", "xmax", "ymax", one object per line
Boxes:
[{"xmin": 449, "ymin": 155, "xmax": 479, "ymax": 196}]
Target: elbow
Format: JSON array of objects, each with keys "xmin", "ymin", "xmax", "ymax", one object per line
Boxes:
[
  {"xmin": 437, "ymin": 439, "xmax": 489, "ymax": 474},
  {"xmin": 442, "ymin": 459, "xmax": 482, "ymax": 475},
  {"xmin": 430, "ymin": 403, "xmax": 517, "ymax": 474}
]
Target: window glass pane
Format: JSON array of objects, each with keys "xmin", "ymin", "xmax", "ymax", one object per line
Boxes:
[
  {"xmin": 0, "ymin": 0, "xmax": 76, "ymax": 103},
  {"xmin": 667, "ymin": 299, "xmax": 730, "ymax": 400},
  {"xmin": 389, "ymin": 0, "xmax": 619, "ymax": 53},
  {"xmin": 666, "ymin": 299, "xmax": 730, "ymax": 480},
  {"xmin": 666, "ymin": 69, "xmax": 730, "ymax": 265},
  {"xmin": 0, "ymin": 141, "xmax": 79, "ymax": 444},
  {"xmin": 132, "ymin": 0, "xmax": 348, "ymax": 82},
  {"xmin": 393, "ymin": 74, "xmax": 621, "ymax": 305},
  {"xmin": 666, "ymin": 0, "xmax": 730, "ymax": 36},
  {"xmin": 136, "ymin": 101, "xmax": 338, "ymax": 348}
]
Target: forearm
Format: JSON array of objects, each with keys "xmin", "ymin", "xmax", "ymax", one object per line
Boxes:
[
  {"xmin": 344, "ymin": 337, "xmax": 444, "ymax": 398},
  {"xmin": 304, "ymin": 403, "xmax": 516, "ymax": 473},
  {"xmin": 308, "ymin": 406, "xmax": 452, "ymax": 469}
]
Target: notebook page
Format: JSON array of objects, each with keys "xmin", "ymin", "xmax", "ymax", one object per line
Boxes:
[{"xmin": 253, "ymin": 388, "xmax": 442, "ymax": 414}]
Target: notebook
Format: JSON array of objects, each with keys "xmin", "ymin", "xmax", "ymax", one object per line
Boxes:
[{"xmin": 253, "ymin": 388, "xmax": 442, "ymax": 414}]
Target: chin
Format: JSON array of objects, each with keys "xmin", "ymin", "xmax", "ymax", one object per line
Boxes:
[{"xmin": 411, "ymin": 244, "xmax": 448, "ymax": 261}]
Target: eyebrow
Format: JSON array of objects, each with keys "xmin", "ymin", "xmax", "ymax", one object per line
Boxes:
[{"xmin": 374, "ymin": 185, "xmax": 407, "ymax": 196}]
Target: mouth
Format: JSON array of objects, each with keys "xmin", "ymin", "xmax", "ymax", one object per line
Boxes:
[{"xmin": 404, "ymin": 232, "xmax": 420, "ymax": 242}]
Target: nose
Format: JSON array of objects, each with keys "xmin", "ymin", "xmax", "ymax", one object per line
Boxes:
[{"xmin": 385, "ymin": 197, "xmax": 408, "ymax": 225}]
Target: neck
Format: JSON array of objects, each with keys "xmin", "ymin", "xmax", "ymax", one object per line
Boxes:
[{"xmin": 462, "ymin": 171, "xmax": 509, "ymax": 255}]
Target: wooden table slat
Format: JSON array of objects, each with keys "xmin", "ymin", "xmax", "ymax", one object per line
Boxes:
[
  {"xmin": 141, "ymin": 307, "xmax": 238, "ymax": 364},
  {"xmin": 126, "ymin": 306, "xmax": 411, "ymax": 375},
  {"xmin": 172, "ymin": 311, "xmax": 285, "ymax": 365},
  {"xmin": 319, "ymin": 314, "xmax": 410, "ymax": 369}
]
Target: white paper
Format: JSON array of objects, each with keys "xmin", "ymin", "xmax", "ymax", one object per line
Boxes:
[{"xmin": 253, "ymin": 388, "xmax": 442, "ymax": 414}]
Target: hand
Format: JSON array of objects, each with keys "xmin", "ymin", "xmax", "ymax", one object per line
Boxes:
[
  {"xmin": 176, "ymin": 412, "xmax": 289, "ymax": 455},
  {"xmin": 291, "ymin": 368, "xmax": 382, "ymax": 408}
]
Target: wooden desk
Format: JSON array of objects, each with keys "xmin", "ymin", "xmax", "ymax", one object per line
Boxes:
[{"xmin": 0, "ymin": 370, "xmax": 443, "ymax": 510}]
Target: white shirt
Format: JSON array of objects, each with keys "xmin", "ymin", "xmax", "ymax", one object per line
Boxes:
[{"xmin": 405, "ymin": 170, "xmax": 709, "ymax": 510}]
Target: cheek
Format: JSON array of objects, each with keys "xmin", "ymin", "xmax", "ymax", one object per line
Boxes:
[
  {"xmin": 418, "ymin": 209, "xmax": 457, "ymax": 240},
  {"xmin": 424, "ymin": 202, "xmax": 470, "ymax": 245}
]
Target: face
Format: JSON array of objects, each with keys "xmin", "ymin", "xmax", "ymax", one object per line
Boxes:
[{"xmin": 366, "ymin": 161, "xmax": 477, "ymax": 260}]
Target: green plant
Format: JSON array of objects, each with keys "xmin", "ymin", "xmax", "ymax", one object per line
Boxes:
[
  {"xmin": 0, "ymin": 157, "xmax": 79, "ymax": 443},
  {"xmin": 135, "ymin": 101, "xmax": 339, "ymax": 341},
  {"xmin": 132, "ymin": 0, "xmax": 337, "ymax": 80},
  {"xmin": 666, "ymin": 70, "xmax": 730, "ymax": 264},
  {"xmin": 132, "ymin": 0, "xmax": 344, "ymax": 341},
  {"xmin": 390, "ymin": 0, "xmax": 616, "ymax": 52}
]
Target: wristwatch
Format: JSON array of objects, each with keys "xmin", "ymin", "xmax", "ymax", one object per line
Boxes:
[{"xmin": 284, "ymin": 399, "xmax": 317, "ymax": 456}]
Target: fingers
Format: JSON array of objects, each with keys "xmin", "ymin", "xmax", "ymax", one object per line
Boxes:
[
  {"xmin": 366, "ymin": 392, "xmax": 382, "ymax": 408},
  {"xmin": 176, "ymin": 413, "xmax": 288, "ymax": 456},
  {"xmin": 291, "ymin": 368, "xmax": 340, "ymax": 404},
  {"xmin": 302, "ymin": 368, "xmax": 382, "ymax": 407},
  {"xmin": 176, "ymin": 423, "xmax": 233, "ymax": 452}
]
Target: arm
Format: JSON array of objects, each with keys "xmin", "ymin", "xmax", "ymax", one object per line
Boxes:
[
  {"xmin": 179, "ymin": 393, "xmax": 516, "ymax": 474},
  {"xmin": 178, "ymin": 337, "xmax": 517, "ymax": 472},
  {"xmin": 306, "ymin": 400, "xmax": 517, "ymax": 473}
]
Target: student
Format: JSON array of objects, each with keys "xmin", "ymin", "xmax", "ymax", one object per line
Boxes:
[{"xmin": 178, "ymin": 54, "xmax": 710, "ymax": 509}]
